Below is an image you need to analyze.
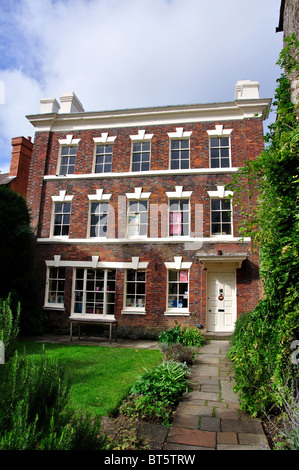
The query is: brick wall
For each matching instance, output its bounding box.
[27,117,264,332]
[9,136,33,197]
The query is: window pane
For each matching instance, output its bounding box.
[221,158,230,168]
[142,142,150,151]
[211,158,219,168]
[133,142,141,152]
[141,161,150,171]
[169,270,177,281]
[171,160,179,170]
[220,137,229,147]
[211,148,219,158]
[69,146,77,155]
[220,148,229,158]
[181,159,189,169]
[222,199,231,211]
[210,138,219,147]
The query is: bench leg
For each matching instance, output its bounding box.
[70,322,73,341]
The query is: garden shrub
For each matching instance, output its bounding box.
[119,360,190,425]
[0,349,110,450]
[161,342,196,364]
[158,324,205,347]
[227,35,299,418]
[0,295,20,361]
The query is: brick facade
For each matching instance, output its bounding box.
[26,84,271,334]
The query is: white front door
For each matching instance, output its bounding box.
[207,271,236,332]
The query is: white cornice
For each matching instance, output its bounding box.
[26,98,272,132]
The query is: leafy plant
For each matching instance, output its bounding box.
[0,295,20,360]
[119,360,190,426]
[158,324,205,347]
[227,36,299,418]
[161,342,196,364]
[0,349,110,450]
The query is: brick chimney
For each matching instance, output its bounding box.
[9,136,33,197]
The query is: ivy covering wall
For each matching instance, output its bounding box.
[228,35,299,416]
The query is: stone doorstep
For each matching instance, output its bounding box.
[167,426,216,449]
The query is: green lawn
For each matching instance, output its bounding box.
[16,341,162,417]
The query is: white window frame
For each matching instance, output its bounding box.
[208,186,233,237]
[93,133,116,173]
[51,191,74,238]
[44,266,66,310]
[166,186,192,238]
[72,267,116,318]
[88,189,112,239]
[207,125,232,169]
[168,127,192,170]
[123,269,147,314]
[164,257,192,315]
[129,130,153,172]
[57,135,80,176]
[125,187,151,239]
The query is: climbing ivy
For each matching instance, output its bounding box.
[228,35,299,416]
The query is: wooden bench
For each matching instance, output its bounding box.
[69,316,118,344]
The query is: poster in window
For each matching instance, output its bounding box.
[170,212,182,235]
[180,270,188,282]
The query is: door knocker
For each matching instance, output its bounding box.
[218,294,224,301]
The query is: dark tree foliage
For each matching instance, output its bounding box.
[0,186,44,334]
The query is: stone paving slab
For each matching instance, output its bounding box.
[164,340,270,450]
[167,426,216,449]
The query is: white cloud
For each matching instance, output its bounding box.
[0,0,283,173]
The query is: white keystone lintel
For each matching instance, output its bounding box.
[51,190,74,202]
[58,134,81,145]
[166,186,192,199]
[126,187,151,200]
[168,127,192,139]
[164,256,192,270]
[129,129,154,141]
[88,189,112,201]
[207,185,233,198]
[93,133,116,144]
[206,124,233,137]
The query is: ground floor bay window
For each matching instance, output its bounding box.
[73,268,116,317]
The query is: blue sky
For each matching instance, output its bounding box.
[0,0,283,174]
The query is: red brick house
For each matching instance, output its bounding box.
[25,83,271,335]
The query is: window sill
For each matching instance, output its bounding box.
[164,310,190,316]
[43,305,65,311]
[121,309,146,315]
